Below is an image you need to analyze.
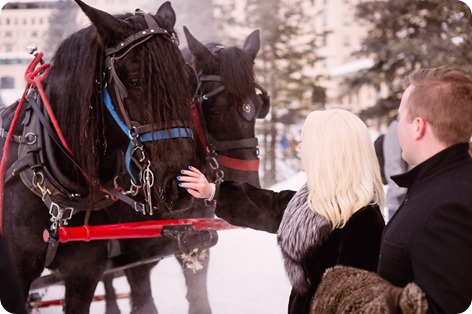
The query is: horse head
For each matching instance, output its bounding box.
[46,1,197,213]
[183,27,270,187]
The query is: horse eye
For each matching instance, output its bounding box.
[128,78,141,87]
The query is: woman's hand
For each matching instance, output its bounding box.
[177,166,213,199]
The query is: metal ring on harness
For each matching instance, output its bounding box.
[24,132,37,145]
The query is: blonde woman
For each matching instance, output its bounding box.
[178,109,386,314]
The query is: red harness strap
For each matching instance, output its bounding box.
[191,104,208,149]
[191,103,260,172]
[216,155,260,171]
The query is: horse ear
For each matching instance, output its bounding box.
[243,29,260,62]
[74,0,125,47]
[183,26,214,65]
[155,1,176,31]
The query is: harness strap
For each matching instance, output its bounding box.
[192,104,207,149]
[26,91,89,176]
[213,137,258,151]
[101,182,153,215]
[202,85,225,99]
[104,19,170,56]
[0,129,25,144]
[4,151,40,183]
[216,155,260,172]
[133,120,189,135]
[124,127,194,184]
[199,75,223,82]
[103,88,129,135]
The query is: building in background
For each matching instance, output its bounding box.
[0,0,143,104]
[0,1,53,103]
[310,0,379,113]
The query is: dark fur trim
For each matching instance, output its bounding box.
[312,266,428,314]
[277,184,331,294]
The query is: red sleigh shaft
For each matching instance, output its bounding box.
[43,218,240,243]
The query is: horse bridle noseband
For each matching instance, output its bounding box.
[103,10,194,197]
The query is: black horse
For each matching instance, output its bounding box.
[102,27,270,314]
[0,1,197,313]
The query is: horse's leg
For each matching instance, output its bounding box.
[15,249,46,310]
[63,271,103,314]
[175,250,212,314]
[57,232,109,313]
[120,239,158,314]
[103,240,121,314]
[2,186,49,309]
[103,272,121,314]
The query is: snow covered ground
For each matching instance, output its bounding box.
[1,227,292,314]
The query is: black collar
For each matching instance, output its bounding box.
[392,142,471,188]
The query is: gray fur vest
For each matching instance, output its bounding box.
[277,184,331,295]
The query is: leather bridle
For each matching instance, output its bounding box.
[103,11,194,190]
[191,73,267,173]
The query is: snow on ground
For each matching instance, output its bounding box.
[24,230,292,314]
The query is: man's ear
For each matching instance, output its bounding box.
[415,117,427,140]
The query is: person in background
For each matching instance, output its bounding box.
[178,109,386,314]
[377,66,472,314]
[383,119,413,220]
[373,133,388,185]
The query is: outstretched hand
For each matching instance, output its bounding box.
[177,166,212,199]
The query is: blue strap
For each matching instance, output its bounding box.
[103,88,131,137]
[125,128,194,184]
[103,87,194,185]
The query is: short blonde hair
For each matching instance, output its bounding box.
[301,109,385,229]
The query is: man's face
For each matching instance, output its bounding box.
[397,86,417,165]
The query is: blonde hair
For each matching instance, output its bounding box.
[301,109,385,229]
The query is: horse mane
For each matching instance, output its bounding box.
[43,13,193,192]
[45,25,103,186]
[217,46,256,99]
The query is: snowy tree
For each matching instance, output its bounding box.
[215,0,324,187]
[344,0,472,123]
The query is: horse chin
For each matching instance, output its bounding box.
[162,196,194,213]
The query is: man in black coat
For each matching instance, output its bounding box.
[377,66,472,314]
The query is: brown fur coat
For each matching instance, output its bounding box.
[311,266,428,314]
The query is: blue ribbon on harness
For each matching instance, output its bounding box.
[103,88,194,184]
